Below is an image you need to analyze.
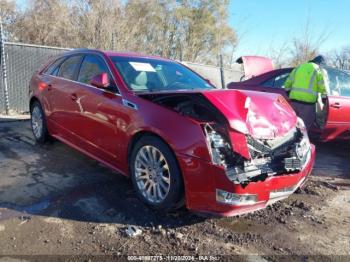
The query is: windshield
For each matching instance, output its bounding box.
[110,56,214,92]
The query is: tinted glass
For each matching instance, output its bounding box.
[78,55,111,85]
[110,56,213,92]
[274,73,290,87]
[262,73,289,88]
[324,67,350,97]
[51,66,60,76]
[59,56,82,80]
[43,57,65,76]
[262,78,274,87]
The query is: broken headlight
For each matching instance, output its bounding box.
[296,117,309,139]
[296,117,311,162]
[296,138,310,160]
[284,117,311,171]
[203,124,232,167]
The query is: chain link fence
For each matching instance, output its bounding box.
[0,42,70,113]
[0,42,243,114]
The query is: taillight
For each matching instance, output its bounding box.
[38,82,47,91]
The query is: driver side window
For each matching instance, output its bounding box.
[78,54,117,92]
[339,73,350,97]
[325,68,350,97]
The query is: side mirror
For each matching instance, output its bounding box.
[91,72,110,89]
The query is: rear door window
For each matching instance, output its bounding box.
[262,78,274,87]
[58,55,82,80]
[274,73,290,87]
[43,57,65,76]
[262,73,289,88]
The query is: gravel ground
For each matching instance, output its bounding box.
[0,119,349,261]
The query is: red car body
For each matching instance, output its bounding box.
[229,58,350,142]
[29,50,315,216]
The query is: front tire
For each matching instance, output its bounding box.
[30,101,49,144]
[130,136,184,211]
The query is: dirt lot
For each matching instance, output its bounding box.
[0,118,349,260]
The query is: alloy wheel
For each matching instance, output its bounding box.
[134,145,171,204]
[31,106,43,139]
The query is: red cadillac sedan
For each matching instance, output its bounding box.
[29,49,315,216]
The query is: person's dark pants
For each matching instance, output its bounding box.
[290,100,316,131]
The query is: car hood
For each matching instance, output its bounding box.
[201,89,297,139]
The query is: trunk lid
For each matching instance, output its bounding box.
[236,56,274,79]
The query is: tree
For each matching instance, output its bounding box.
[0,0,17,39]
[11,0,75,47]
[288,18,330,66]
[266,41,290,69]
[175,0,236,64]
[73,0,121,49]
[118,0,236,65]
[116,0,174,55]
[329,46,350,70]
[266,18,331,68]
[4,0,237,64]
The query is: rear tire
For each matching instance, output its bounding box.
[30,101,49,144]
[130,135,184,211]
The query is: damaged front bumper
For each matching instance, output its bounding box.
[177,116,315,217]
[216,175,306,207]
[202,116,311,185]
[212,144,314,217]
[226,126,311,184]
[176,142,315,217]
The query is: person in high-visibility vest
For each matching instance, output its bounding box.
[284,55,327,131]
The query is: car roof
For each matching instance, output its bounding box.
[63,48,172,62]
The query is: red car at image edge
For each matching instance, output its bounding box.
[229,56,350,141]
[29,49,315,216]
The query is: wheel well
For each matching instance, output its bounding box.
[127,131,182,175]
[29,96,40,111]
[127,131,185,206]
[127,131,173,164]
